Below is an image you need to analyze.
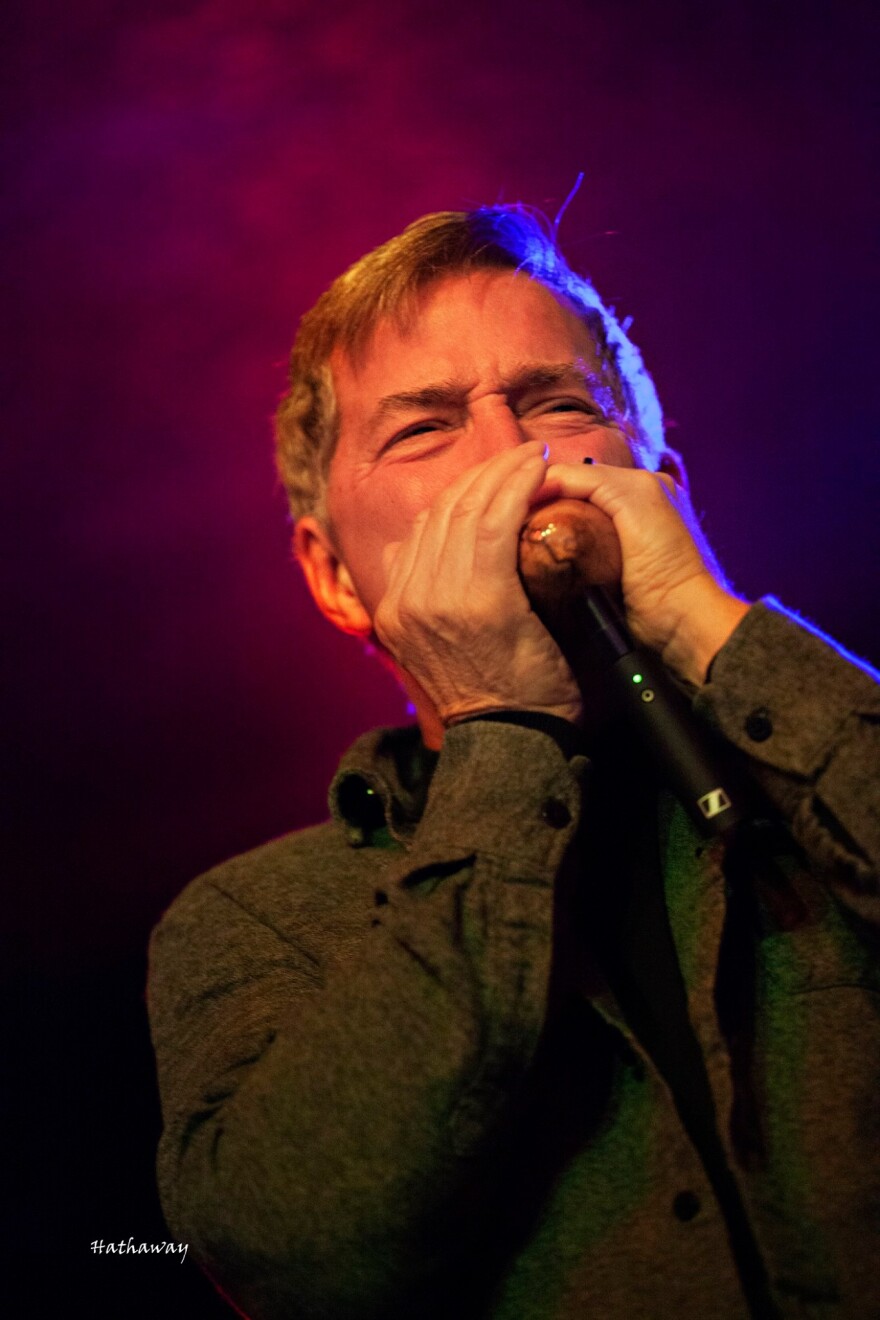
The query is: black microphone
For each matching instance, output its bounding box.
[575,586,753,839]
[517,500,757,838]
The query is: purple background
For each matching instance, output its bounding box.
[6,1,877,1314]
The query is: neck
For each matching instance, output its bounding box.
[368,641,446,749]
[398,670,445,750]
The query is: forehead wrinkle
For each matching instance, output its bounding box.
[499,359,594,394]
[372,359,594,422]
[372,378,473,424]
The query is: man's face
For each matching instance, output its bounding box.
[323,269,639,621]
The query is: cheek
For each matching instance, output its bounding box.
[359,472,438,543]
[600,429,639,469]
[342,462,457,541]
[544,427,637,469]
[327,470,438,612]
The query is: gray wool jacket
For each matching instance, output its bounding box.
[148,600,880,1319]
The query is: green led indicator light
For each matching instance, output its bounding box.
[632,673,643,684]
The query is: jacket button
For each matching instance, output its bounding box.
[540,798,571,829]
[744,707,773,742]
[673,1190,701,1221]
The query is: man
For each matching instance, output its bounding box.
[148,207,879,1319]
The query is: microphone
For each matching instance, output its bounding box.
[518,500,755,838]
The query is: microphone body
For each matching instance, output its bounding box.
[519,501,755,838]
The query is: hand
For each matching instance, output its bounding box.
[374,442,584,728]
[539,459,750,684]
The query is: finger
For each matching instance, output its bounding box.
[471,450,551,575]
[542,460,682,496]
[440,449,549,589]
[429,439,546,527]
[413,441,547,582]
[543,461,726,589]
[539,461,683,521]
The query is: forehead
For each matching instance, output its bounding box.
[329,270,603,414]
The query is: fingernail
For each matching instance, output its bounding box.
[582,456,594,464]
[542,443,550,461]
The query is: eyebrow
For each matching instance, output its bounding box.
[369,361,596,430]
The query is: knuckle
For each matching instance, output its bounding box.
[449,496,482,521]
[474,518,505,545]
[431,597,458,630]
[394,598,420,632]
[630,469,674,502]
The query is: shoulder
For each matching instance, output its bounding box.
[153,820,391,968]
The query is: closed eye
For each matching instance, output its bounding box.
[398,420,441,436]
[377,418,452,458]
[527,397,605,420]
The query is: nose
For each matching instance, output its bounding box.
[469,395,530,462]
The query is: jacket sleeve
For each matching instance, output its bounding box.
[148,722,585,1320]
[694,597,880,919]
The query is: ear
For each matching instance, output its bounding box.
[657,444,690,494]
[293,516,372,638]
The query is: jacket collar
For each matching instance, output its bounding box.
[329,725,439,846]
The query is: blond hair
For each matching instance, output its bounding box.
[274,206,664,522]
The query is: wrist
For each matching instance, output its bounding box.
[446,697,583,729]
[661,583,751,685]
